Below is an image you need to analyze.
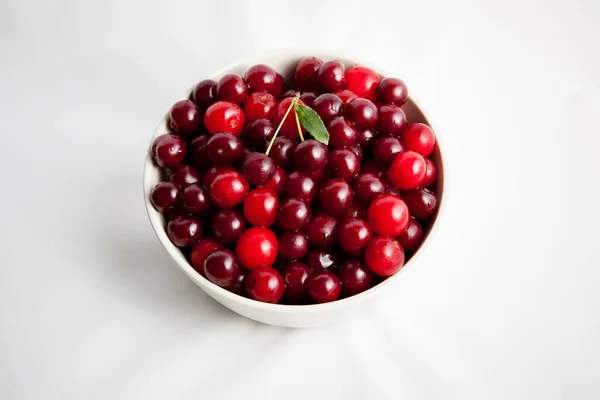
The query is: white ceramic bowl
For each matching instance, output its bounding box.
[143,53,446,327]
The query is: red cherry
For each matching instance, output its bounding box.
[278,198,312,231]
[328,117,358,148]
[402,123,436,157]
[376,104,407,136]
[357,128,377,150]
[373,136,404,166]
[167,216,202,247]
[209,170,249,208]
[307,271,342,303]
[203,165,235,188]
[285,171,317,203]
[319,178,353,217]
[329,148,360,181]
[341,203,367,221]
[192,79,217,108]
[169,100,203,136]
[294,57,323,92]
[318,61,347,92]
[190,238,223,275]
[365,236,405,276]
[368,194,410,236]
[389,151,427,190]
[227,268,248,295]
[299,92,317,107]
[334,89,358,105]
[305,211,338,247]
[204,249,240,287]
[181,183,212,214]
[243,92,277,122]
[235,227,278,269]
[402,187,439,219]
[243,188,279,227]
[306,248,343,273]
[206,132,243,165]
[336,218,373,255]
[216,74,248,104]
[352,173,385,206]
[152,134,187,168]
[170,164,201,187]
[395,218,424,252]
[345,98,378,129]
[312,93,344,124]
[259,167,288,196]
[244,64,284,97]
[278,231,309,261]
[204,101,245,136]
[188,135,211,171]
[151,181,180,212]
[422,158,437,187]
[276,97,306,139]
[282,262,311,302]
[245,266,285,303]
[212,208,247,244]
[346,66,380,100]
[376,77,408,106]
[338,259,373,295]
[245,119,275,150]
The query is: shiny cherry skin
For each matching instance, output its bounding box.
[285,171,317,203]
[299,92,317,107]
[336,218,373,255]
[170,164,201,187]
[245,266,285,303]
[282,262,311,302]
[212,208,246,243]
[227,268,248,295]
[278,198,312,231]
[269,137,296,171]
[243,92,277,122]
[346,66,380,100]
[373,136,404,166]
[383,183,401,197]
[345,98,378,129]
[395,218,424,252]
[245,119,275,150]
[167,216,202,247]
[349,143,363,162]
[389,151,427,190]
[338,259,373,295]
[169,100,203,136]
[276,97,306,139]
[357,128,377,150]
[376,77,408,106]
[318,61,346,92]
[368,194,409,236]
[151,181,180,212]
[307,271,342,303]
[204,249,240,287]
[310,167,332,184]
[365,236,405,276]
[152,134,187,168]
[376,104,407,136]
[181,184,211,214]
[319,178,353,216]
[352,173,385,206]
[190,238,222,275]
[278,231,309,261]
[422,158,437,187]
[294,57,323,92]
[329,148,360,181]
[260,167,287,196]
[206,132,243,165]
[243,188,279,227]
[341,202,367,221]
[192,79,217,108]
[236,227,278,269]
[204,101,245,136]
[334,89,358,105]
[242,152,276,186]
[402,187,438,219]
[360,161,387,181]
[216,73,248,104]
[188,135,211,171]
[244,64,284,97]
[305,211,338,247]
[203,165,234,188]
[306,248,343,273]
[311,93,344,124]
[209,170,249,208]
[402,123,436,157]
[293,140,329,172]
[328,117,358,148]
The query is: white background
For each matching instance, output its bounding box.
[2,0,600,399]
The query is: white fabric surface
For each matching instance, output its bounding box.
[2,0,600,398]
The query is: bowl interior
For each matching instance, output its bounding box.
[143,54,445,312]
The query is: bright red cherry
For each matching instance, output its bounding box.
[278,231,309,261]
[306,248,343,273]
[192,79,217,108]
[294,57,323,92]
[319,178,353,216]
[282,262,311,302]
[188,135,211,171]
[244,64,284,97]
[235,227,278,269]
[209,170,249,208]
[151,181,180,212]
[242,152,276,186]
[336,218,372,255]
[328,117,358,148]
[259,166,287,196]
[345,98,378,128]
[169,100,203,136]
[395,218,424,252]
[190,238,223,275]
[167,216,202,247]
[170,164,201,187]
[243,188,279,227]
[373,136,404,166]
[212,208,246,243]
[376,104,407,136]
[204,249,240,287]
[245,119,275,150]
[334,89,358,105]
[204,101,245,136]
[278,198,312,231]
[181,184,212,214]
[305,212,338,247]
[152,134,187,168]
[312,94,344,124]
[365,236,405,276]
[389,151,427,190]
[338,259,373,295]
[402,123,436,157]
[352,173,385,206]
[368,194,409,236]
[293,140,329,172]
[216,73,248,104]
[307,271,342,303]
[329,148,360,181]
[285,171,317,203]
[402,187,439,219]
[243,92,277,122]
[376,77,408,106]
[422,158,437,187]
[276,97,306,139]
[346,66,380,100]
[206,132,243,165]
[245,266,285,303]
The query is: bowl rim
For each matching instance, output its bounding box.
[143,52,448,313]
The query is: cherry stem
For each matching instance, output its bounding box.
[294,92,304,142]
[265,94,299,156]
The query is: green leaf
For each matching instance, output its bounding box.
[295,103,330,145]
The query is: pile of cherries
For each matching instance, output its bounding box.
[150,57,439,305]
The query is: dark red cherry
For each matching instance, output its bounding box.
[305,212,338,247]
[357,128,377,150]
[338,259,373,295]
[207,132,243,165]
[181,184,211,214]
[293,140,329,172]
[318,178,353,216]
[203,165,234,188]
[151,181,180,212]
[294,57,323,92]
[192,79,217,108]
[216,73,248,104]
[269,137,296,171]
[190,238,222,275]
[376,104,407,136]
[170,164,201,187]
[169,100,203,136]
[307,271,341,303]
[299,92,318,107]
[167,216,202,247]
[352,173,385,206]
[204,249,240,287]
[245,266,285,303]
[311,94,344,124]
[278,231,309,261]
[282,262,311,302]
[402,187,439,219]
[212,208,246,244]
[341,203,367,221]
[318,61,346,92]
[376,77,408,106]
[153,134,187,168]
[328,117,358,148]
[278,198,312,231]
[244,64,284,97]
[329,148,360,181]
[373,136,404,166]
[422,158,438,187]
[306,248,343,273]
[245,119,275,151]
[285,171,317,203]
[242,152,276,186]
[395,218,424,253]
[345,98,378,129]
[334,89,358,105]
[336,218,372,255]
[188,135,211,171]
